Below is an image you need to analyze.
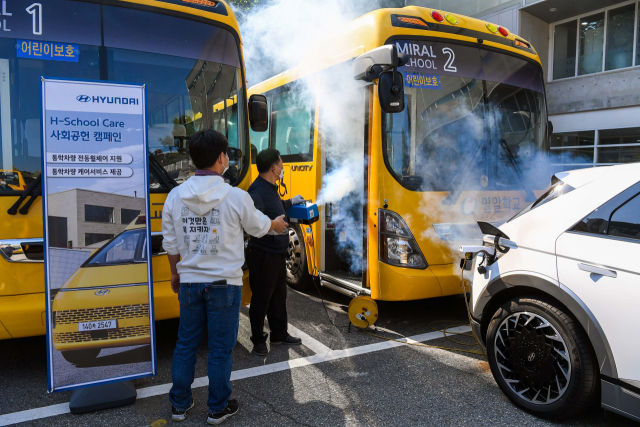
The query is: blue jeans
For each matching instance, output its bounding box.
[169,281,241,413]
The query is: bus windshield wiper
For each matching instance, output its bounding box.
[7,174,41,215]
[498,139,536,203]
[149,152,178,189]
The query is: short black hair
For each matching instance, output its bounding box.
[256,148,282,174]
[189,129,229,169]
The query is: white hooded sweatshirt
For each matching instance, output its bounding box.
[161,175,272,286]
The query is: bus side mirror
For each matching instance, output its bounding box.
[249,94,268,132]
[378,71,405,113]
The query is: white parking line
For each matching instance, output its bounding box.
[0,326,471,426]
[287,323,332,356]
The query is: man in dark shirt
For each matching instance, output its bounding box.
[247,148,306,356]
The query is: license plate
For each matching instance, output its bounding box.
[78,320,117,331]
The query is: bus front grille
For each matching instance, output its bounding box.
[53,325,151,344]
[54,304,149,325]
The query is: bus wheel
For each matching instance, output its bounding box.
[61,349,101,366]
[286,225,312,291]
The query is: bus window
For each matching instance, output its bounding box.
[0,39,100,194]
[271,83,314,162]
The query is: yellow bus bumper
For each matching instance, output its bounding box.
[374,262,465,301]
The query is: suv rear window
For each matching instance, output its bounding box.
[509,180,575,222]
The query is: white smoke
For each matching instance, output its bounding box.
[234,0,393,273]
[235,0,393,85]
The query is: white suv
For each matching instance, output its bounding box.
[467,163,640,421]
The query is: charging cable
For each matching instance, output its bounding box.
[304,227,487,357]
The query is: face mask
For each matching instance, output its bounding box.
[222,152,229,175]
[276,165,284,180]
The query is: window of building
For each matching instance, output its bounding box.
[578,13,605,75]
[552,2,640,80]
[121,208,141,225]
[85,233,115,246]
[553,20,578,80]
[85,205,114,223]
[606,3,636,71]
[550,126,640,171]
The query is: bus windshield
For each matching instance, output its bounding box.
[383,40,549,198]
[0,2,246,194]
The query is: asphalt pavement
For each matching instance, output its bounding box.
[0,285,635,426]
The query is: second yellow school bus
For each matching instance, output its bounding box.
[248,6,551,301]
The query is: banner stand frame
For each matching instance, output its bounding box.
[69,380,136,414]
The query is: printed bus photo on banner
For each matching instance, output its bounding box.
[40,78,155,393]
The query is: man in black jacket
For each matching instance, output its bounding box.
[247,148,306,356]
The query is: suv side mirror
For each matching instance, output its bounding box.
[249,94,268,132]
[378,71,404,113]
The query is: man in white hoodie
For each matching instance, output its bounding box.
[162,129,287,425]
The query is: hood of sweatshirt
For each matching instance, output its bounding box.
[178,176,232,215]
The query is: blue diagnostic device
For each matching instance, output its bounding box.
[286,202,319,225]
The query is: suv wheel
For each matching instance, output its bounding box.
[285,225,312,291]
[486,297,598,419]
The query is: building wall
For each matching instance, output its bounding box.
[546,67,640,115]
[48,189,79,247]
[76,190,145,247]
[518,10,550,77]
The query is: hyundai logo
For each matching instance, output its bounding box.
[527,352,536,362]
[95,289,110,296]
[76,95,91,102]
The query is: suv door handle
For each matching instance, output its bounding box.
[578,263,617,278]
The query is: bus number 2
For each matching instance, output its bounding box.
[442,47,457,73]
[26,3,42,35]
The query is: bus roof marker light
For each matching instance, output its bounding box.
[445,14,458,25]
[498,26,509,37]
[181,0,217,7]
[431,11,445,22]
[486,23,498,33]
[397,16,429,27]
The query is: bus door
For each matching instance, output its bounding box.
[317,72,368,296]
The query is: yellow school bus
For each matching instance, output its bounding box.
[0,0,257,340]
[248,7,550,301]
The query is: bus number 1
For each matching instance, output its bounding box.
[26,3,42,35]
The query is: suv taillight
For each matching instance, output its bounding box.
[379,210,427,269]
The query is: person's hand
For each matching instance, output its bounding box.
[171,274,180,294]
[291,195,306,205]
[272,214,289,233]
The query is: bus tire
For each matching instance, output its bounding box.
[285,224,312,291]
[61,348,101,366]
[486,297,599,420]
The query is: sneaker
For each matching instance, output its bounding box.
[171,401,194,422]
[253,341,269,356]
[270,335,302,345]
[207,399,239,425]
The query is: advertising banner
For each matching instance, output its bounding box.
[41,78,155,392]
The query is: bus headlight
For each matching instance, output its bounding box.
[379,210,428,269]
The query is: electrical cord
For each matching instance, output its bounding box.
[307,230,351,330]
[304,228,487,358]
